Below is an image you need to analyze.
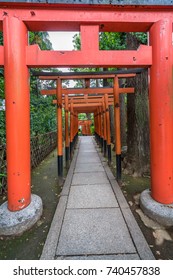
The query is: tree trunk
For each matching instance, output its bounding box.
[124,33,150,176]
[86,113,91,120]
[120,94,127,147]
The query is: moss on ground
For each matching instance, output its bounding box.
[0,150,62,260]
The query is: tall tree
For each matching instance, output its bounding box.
[124,33,150,176]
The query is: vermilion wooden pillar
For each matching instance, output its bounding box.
[114,76,121,181]
[94,110,99,144]
[97,110,100,142]
[105,94,111,165]
[74,111,78,145]
[56,78,63,178]
[94,112,96,136]
[70,104,74,159]
[98,108,102,146]
[3,17,31,211]
[95,109,99,143]
[103,101,107,157]
[149,19,173,204]
[65,95,70,168]
[100,107,104,151]
[94,112,99,143]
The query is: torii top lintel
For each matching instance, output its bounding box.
[1,0,173,7]
[0,2,173,33]
[0,2,173,68]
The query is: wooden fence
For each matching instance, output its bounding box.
[0,131,57,194]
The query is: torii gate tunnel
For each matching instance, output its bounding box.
[0,1,173,213]
[39,72,135,179]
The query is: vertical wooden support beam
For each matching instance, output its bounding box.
[56,78,63,178]
[65,95,69,168]
[87,120,90,135]
[100,107,104,151]
[94,111,98,142]
[81,25,99,52]
[70,103,74,159]
[149,19,173,204]
[96,109,99,141]
[114,76,121,181]
[4,17,31,211]
[97,108,101,145]
[105,94,112,165]
[76,112,79,141]
[103,100,107,157]
[94,112,96,132]
[74,111,78,145]
[94,112,97,138]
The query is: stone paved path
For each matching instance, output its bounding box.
[41,136,155,260]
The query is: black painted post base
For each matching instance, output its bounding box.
[107,144,112,165]
[100,137,104,152]
[65,146,70,168]
[116,154,121,181]
[94,132,98,144]
[97,134,99,145]
[70,141,73,160]
[57,155,63,178]
[74,133,78,147]
[98,136,101,147]
[103,140,107,157]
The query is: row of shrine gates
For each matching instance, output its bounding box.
[1,0,173,235]
[78,120,92,136]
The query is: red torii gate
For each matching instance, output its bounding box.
[42,73,135,177]
[78,120,92,136]
[0,1,173,234]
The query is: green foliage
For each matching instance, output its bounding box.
[29,31,56,136]
[99,32,126,50]
[73,33,80,50]
[28,31,55,136]
[0,76,4,99]
[78,113,87,120]
[0,108,5,145]
[29,32,53,50]
[90,124,95,135]
[131,32,148,45]
[30,94,56,136]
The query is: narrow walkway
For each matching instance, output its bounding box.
[41,136,154,260]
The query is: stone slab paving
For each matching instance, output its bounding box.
[56,254,140,260]
[56,208,136,256]
[76,154,100,164]
[77,152,100,158]
[74,163,104,173]
[72,172,109,185]
[67,184,118,208]
[41,136,155,260]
